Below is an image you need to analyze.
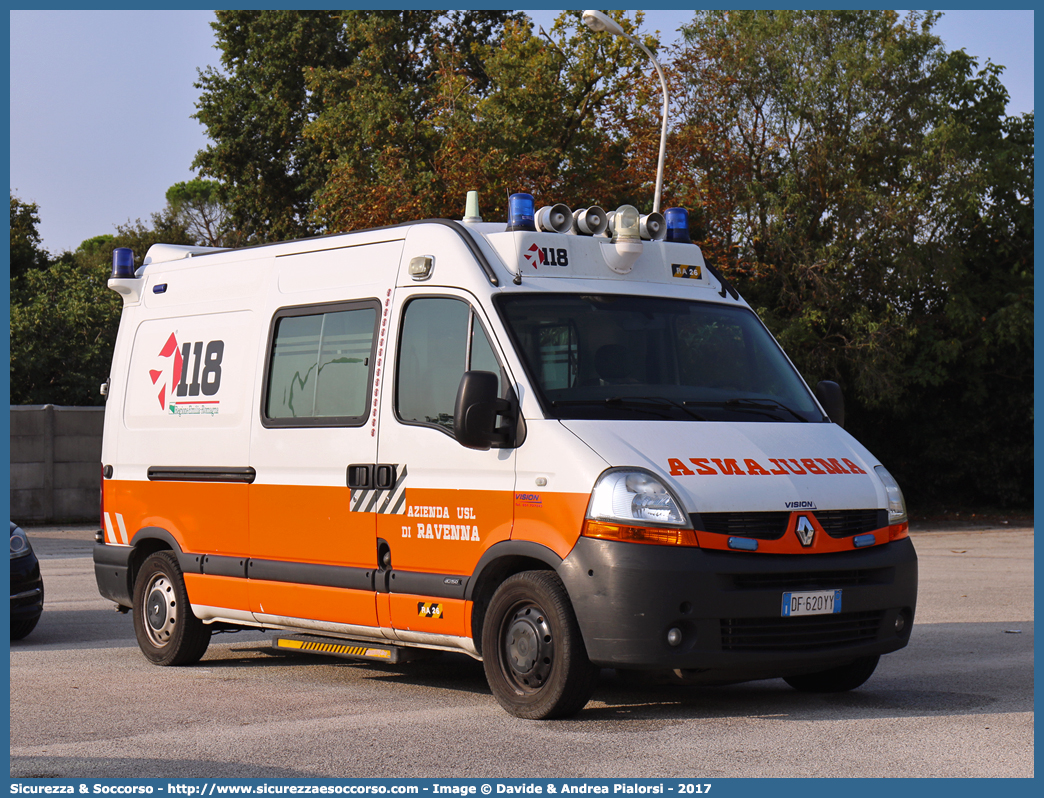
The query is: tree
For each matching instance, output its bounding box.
[165,178,239,248]
[193,11,652,237]
[307,10,652,231]
[192,11,352,243]
[854,94,1034,507]
[10,194,50,279]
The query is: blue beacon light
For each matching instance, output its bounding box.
[507,193,536,232]
[111,248,136,278]
[664,207,692,243]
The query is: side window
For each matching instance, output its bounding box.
[396,297,502,432]
[264,301,379,426]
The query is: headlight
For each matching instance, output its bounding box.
[584,469,696,547]
[587,468,689,527]
[10,526,32,559]
[874,466,908,524]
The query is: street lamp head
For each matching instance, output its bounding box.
[582,10,626,37]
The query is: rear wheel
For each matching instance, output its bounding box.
[133,551,211,666]
[783,655,880,692]
[482,570,598,719]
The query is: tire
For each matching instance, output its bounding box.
[132,551,211,666]
[783,654,880,693]
[11,613,41,640]
[481,570,598,719]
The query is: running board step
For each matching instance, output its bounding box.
[271,635,430,663]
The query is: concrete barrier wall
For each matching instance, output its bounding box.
[10,405,104,524]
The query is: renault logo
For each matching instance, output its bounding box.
[795,515,816,547]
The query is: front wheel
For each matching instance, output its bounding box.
[482,570,598,719]
[783,654,880,693]
[133,551,211,666]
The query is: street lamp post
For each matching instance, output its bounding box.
[581,9,669,214]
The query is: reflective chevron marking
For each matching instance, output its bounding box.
[350,465,408,514]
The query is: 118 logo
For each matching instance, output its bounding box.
[151,333,225,409]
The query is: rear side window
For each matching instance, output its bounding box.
[263,300,379,426]
[396,296,502,432]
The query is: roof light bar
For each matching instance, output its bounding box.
[111,248,136,279]
[506,193,536,232]
[664,207,692,243]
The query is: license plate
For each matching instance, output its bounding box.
[782,589,842,617]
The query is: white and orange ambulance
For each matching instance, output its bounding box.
[94,194,916,719]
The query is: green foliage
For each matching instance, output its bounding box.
[10,194,51,279]
[10,256,120,406]
[855,105,1034,508]
[192,10,352,242]
[190,10,528,242]
[193,10,648,235]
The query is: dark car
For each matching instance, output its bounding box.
[10,522,44,639]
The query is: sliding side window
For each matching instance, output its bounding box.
[263,300,380,427]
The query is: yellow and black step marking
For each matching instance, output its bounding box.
[273,635,401,662]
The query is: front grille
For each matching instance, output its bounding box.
[818,509,887,538]
[731,567,892,591]
[721,610,884,652]
[698,512,790,540]
[696,509,886,541]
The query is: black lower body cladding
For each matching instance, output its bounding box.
[94,542,133,607]
[558,536,917,677]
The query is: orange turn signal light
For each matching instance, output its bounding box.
[888,522,910,541]
[581,519,699,547]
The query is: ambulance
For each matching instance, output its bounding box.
[94,193,917,719]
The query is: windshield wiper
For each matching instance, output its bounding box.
[684,398,809,422]
[552,396,707,421]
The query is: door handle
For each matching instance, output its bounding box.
[347,464,372,489]
[375,464,397,489]
[347,464,398,490]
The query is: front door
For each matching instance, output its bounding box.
[375,291,517,642]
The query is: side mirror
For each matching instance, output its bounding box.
[815,380,845,428]
[454,371,511,450]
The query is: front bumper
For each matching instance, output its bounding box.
[11,553,44,621]
[558,535,917,679]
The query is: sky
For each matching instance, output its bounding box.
[8,8,1036,256]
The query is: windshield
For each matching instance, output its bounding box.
[496,293,824,423]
